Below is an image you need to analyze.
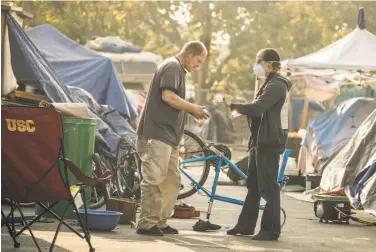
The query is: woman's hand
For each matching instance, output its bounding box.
[214,94,231,108]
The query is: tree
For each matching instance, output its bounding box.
[20,1,376,103]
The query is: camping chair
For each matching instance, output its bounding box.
[1,105,112,252]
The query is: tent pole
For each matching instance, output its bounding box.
[301,82,309,130]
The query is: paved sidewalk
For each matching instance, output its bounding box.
[2,187,376,252]
[2,149,375,252]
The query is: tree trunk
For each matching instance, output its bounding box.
[196,3,212,105]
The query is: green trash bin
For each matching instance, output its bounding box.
[35,117,96,219]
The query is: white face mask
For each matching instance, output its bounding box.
[253,64,265,76]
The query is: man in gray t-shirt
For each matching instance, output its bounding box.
[137,57,186,146]
[136,41,209,236]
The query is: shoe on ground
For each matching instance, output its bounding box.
[160,226,179,234]
[136,225,164,236]
[251,232,279,241]
[227,227,254,236]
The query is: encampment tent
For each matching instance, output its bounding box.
[286,8,376,71]
[284,8,376,130]
[25,24,137,119]
[320,109,376,215]
[298,97,376,174]
[5,13,134,154]
[85,36,163,86]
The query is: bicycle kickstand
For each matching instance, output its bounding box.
[192,201,222,232]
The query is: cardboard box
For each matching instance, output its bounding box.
[106,197,137,224]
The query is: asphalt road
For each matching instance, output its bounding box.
[2,150,375,251]
[2,184,375,252]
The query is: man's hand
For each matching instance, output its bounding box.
[190,105,210,120]
[222,96,231,108]
[161,90,210,120]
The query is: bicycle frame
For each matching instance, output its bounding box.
[179,148,292,219]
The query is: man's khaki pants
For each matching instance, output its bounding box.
[136,135,181,230]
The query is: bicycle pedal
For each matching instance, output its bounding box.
[221,166,229,175]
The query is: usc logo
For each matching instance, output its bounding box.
[6,119,36,133]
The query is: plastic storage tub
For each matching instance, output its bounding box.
[78,210,123,231]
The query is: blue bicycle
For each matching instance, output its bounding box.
[178,130,292,230]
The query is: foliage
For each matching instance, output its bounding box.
[19,1,376,103]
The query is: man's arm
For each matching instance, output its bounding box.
[230,81,287,117]
[162,90,209,120]
[159,64,209,120]
[162,90,197,114]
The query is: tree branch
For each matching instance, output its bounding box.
[142,18,184,46]
[207,52,237,87]
[141,2,184,46]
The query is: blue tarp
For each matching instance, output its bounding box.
[302,97,376,163]
[350,161,376,208]
[291,99,325,131]
[70,86,136,152]
[25,24,137,119]
[6,13,135,155]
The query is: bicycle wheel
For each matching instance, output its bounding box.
[116,153,141,199]
[129,153,142,199]
[281,206,287,229]
[178,130,211,199]
[91,153,108,209]
[91,153,116,209]
[260,203,287,229]
[101,153,121,197]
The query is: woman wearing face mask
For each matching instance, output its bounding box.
[224,48,292,241]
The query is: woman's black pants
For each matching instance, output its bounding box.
[234,147,281,238]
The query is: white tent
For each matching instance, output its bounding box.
[287,8,376,71]
[283,8,376,129]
